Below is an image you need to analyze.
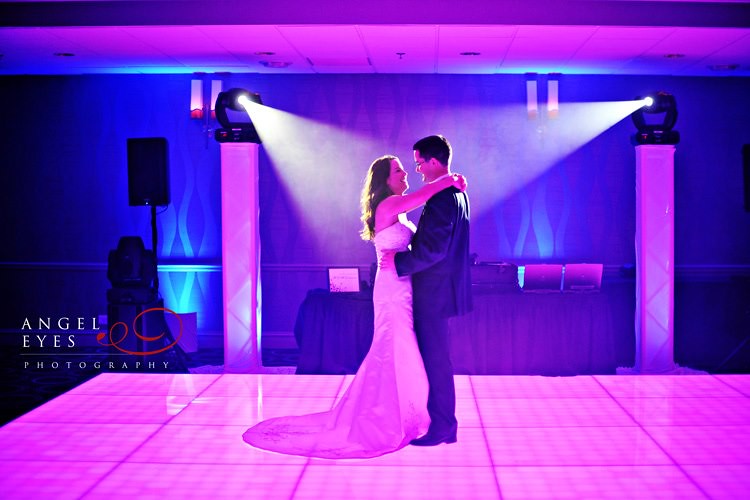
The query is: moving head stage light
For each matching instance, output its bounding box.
[215,88,263,143]
[106,236,157,304]
[631,91,680,145]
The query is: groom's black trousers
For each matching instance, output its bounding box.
[413,305,457,434]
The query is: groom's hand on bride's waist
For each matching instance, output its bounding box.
[379,250,396,271]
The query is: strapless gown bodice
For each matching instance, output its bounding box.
[374,218,416,254]
[372,219,416,306]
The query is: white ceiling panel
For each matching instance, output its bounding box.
[590,26,676,40]
[0,0,749,77]
[572,38,661,60]
[277,26,368,62]
[122,27,243,66]
[702,32,750,60]
[359,25,436,73]
[438,30,515,59]
[646,27,749,56]
[513,25,600,40]
[438,25,519,39]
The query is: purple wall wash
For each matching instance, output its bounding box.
[0,73,748,348]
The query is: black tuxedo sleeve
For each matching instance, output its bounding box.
[394,189,455,277]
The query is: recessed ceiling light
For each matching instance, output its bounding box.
[460,52,481,56]
[708,64,740,71]
[663,53,685,59]
[53,52,75,57]
[254,51,276,56]
[260,61,291,68]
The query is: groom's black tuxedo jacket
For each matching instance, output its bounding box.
[395,186,472,318]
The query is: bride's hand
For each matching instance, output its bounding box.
[451,173,467,192]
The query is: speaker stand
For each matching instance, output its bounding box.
[151,205,160,293]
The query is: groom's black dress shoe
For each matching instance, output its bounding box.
[409,430,457,446]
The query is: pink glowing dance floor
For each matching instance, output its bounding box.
[1,373,749,499]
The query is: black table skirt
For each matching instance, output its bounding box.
[449,290,619,375]
[294,287,633,376]
[294,290,374,375]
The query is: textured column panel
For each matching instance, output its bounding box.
[220,143,262,373]
[634,145,676,373]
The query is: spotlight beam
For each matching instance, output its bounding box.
[240,100,380,256]
[467,99,647,209]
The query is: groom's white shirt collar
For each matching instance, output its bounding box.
[430,173,452,184]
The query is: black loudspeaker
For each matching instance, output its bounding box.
[743,144,750,212]
[127,137,170,206]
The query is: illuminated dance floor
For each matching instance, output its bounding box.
[1,373,749,499]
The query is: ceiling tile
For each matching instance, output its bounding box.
[438,30,514,60]
[277,25,368,61]
[514,25,599,40]
[49,27,178,66]
[358,25,436,73]
[646,27,748,56]
[438,25,519,38]
[123,27,245,67]
[571,38,659,61]
[701,32,750,60]
[1,14,749,76]
[197,25,310,70]
[590,27,676,40]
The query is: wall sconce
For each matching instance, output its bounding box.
[191,76,224,146]
[190,78,223,120]
[210,80,222,119]
[547,74,560,119]
[526,73,538,119]
[190,79,203,119]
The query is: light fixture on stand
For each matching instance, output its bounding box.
[214,88,263,143]
[631,91,679,145]
[623,90,691,375]
[213,87,265,372]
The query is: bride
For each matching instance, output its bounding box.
[242,155,466,459]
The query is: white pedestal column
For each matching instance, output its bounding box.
[633,145,676,373]
[220,143,262,373]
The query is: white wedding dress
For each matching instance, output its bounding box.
[242,219,430,458]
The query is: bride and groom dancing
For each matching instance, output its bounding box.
[243,135,472,459]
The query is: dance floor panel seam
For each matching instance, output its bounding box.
[1,373,748,499]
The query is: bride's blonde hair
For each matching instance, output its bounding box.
[360,155,396,241]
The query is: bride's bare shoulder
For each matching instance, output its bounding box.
[374,196,400,232]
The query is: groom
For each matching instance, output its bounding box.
[384,134,472,446]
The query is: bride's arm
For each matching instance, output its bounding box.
[377,174,466,222]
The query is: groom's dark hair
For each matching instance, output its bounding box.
[413,135,451,167]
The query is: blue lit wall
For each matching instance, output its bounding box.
[1,74,748,338]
